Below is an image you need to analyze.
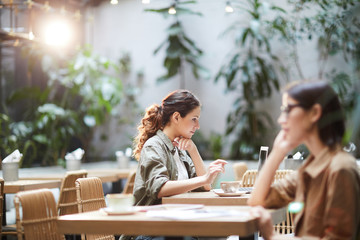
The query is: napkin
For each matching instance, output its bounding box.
[65,148,85,161]
[2,149,22,163]
[293,152,302,160]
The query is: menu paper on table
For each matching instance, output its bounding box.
[146,208,250,220]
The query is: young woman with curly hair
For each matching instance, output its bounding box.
[132,89,227,207]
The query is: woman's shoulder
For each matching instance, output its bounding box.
[330,150,358,173]
[142,134,171,154]
[144,134,163,147]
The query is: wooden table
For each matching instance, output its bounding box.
[162,191,250,206]
[86,169,132,180]
[57,206,286,237]
[4,179,62,194]
[20,171,120,183]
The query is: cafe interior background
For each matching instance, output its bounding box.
[0,0,359,172]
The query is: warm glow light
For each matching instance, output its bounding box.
[43,20,72,47]
[168,6,176,14]
[142,0,150,4]
[110,0,119,4]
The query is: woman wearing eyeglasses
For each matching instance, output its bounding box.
[248,81,360,240]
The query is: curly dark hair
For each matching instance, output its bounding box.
[133,89,200,160]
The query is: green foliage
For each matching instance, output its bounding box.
[145,0,209,87]
[0,113,37,167]
[286,0,360,156]
[0,45,123,166]
[216,0,288,159]
[217,0,360,159]
[192,131,223,160]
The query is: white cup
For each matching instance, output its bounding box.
[220,181,241,193]
[106,194,134,212]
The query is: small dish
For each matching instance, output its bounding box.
[212,189,246,197]
[100,207,136,216]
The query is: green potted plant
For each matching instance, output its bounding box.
[145,0,209,88]
[1,45,123,166]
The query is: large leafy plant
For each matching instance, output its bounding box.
[216,0,288,159]
[284,0,360,155]
[217,0,360,159]
[145,0,208,88]
[1,45,123,166]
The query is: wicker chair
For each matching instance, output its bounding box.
[76,177,114,240]
[57,170,88,216]
[241,169,294,187]
[273,170,294,234]
[233,162,248,181]
[241,169,295,234]
[14,189,65,240]
[1,177,19,237]
[240,170,258,187]
[122,170,136,194]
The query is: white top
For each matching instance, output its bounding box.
[174,148,189,180]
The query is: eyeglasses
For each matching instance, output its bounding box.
[280,104,303,116]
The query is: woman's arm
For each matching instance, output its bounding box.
[173,137,227,190]
[174,137,205,174]
[157,161,226,198]
[248,131,294,206]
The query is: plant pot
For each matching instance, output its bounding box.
[2,161,19,181]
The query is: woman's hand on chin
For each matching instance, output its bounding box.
[173,137,196,151]
[273,130,299,155]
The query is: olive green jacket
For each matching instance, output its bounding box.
[133,129,203,206]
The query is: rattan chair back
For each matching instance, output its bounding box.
[57,170,88,216]
[1,176,18,236]
[122,170,136,194]
[240,170,258,187]
[233,162,248,181]
[76,177,114,240]
[274,170,294,183]
[273,169,294,234]
[14,189,65,240]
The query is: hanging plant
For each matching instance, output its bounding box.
[145,0,209,88]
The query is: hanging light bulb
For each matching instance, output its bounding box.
[142,0,150,4]
[225,1,234,13]
[110,0,119,4]
[168,5,176,15]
